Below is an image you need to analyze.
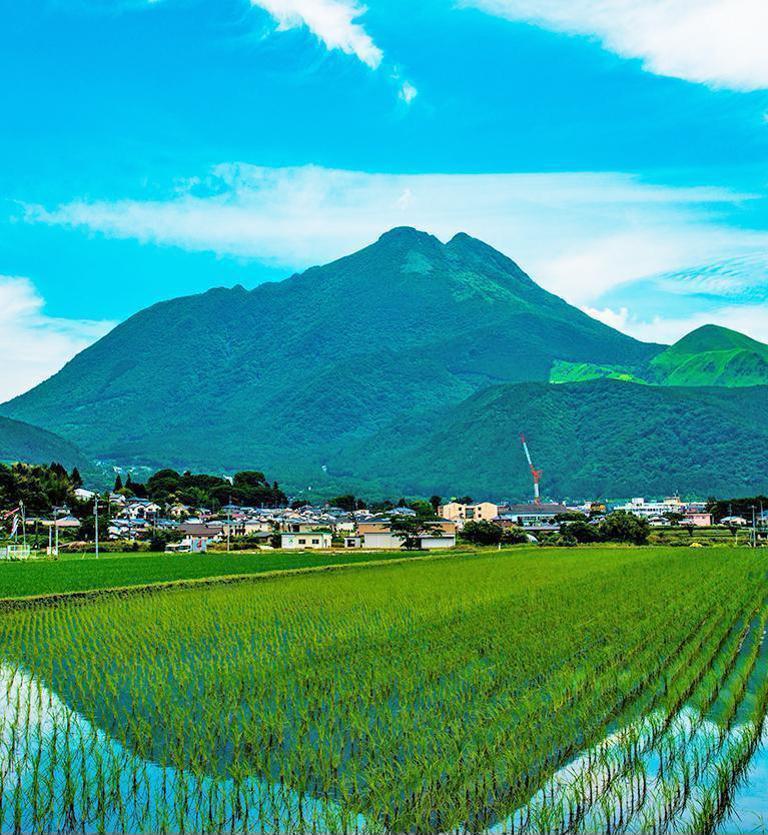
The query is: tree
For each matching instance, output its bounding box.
[502,526,529,545]
[461,520,503,546]
[564,520,601,543]
[328,494,357,512]
[114,474,123,492]
[70,467,83,489]
[429,495,442,514]
[409,499,437,519]
[390,516,443,550]
[599,510,650,545]
[456,496,473,505]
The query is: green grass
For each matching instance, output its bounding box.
[1,546,768,832]
[0,546,458,601]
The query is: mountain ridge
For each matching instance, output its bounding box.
[0,415,89,471]
[0,228,661,478]
[2,227,766,498]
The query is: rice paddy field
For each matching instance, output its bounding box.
[2,546,768,833]
[0,548,435,601]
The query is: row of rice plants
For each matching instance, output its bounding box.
[0,547,764,833]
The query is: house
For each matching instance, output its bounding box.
[496,503,568,530]
[281,531,332,550]
[720,516,748,527]
[281,518,324,534]
[177,523,222,541]
[683,511,713,527]
[344,535,363,548]
[50,515,82,529]
[358,519,457,550]
[438,502,500,525]
[74,488,96,502]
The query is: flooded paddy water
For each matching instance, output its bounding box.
[2,549,768,833]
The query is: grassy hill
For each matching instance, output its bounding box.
[0,228,660,477]
[0,415,88,470]
[649,324,768,387]
[332,379,768,499]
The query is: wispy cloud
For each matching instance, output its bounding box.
[0,276,114,401]
[464,0,768,91]
[250,0,383,69]
[586,303,768,345]
[24,163,766,316]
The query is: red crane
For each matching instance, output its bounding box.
[520,434,542,505]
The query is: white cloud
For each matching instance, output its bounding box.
[583,305,630,332]
[587,303,768,345]
[465,0,768,91]
[0,276,114,402]
[398,80,418,104]
[251,0,383,68]
[25,163,766,313]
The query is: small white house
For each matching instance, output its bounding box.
[361,531,456,550]
[418,534,457,549]
[281,531,332,550]
[74,488,96,502]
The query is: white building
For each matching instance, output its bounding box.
[281,531,332,550]
[612,497,685,519]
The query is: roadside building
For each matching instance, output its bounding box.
[281,531,332,550]
[358,519,457,550]
[612,497,685,519]
[177,523,222,542]
[438,502,500,528]
[721,516,748,527]
[683,511,713,527]
[496,503,568,530]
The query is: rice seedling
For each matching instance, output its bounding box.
[0,547,766,833]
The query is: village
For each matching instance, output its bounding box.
[10,489,762,558]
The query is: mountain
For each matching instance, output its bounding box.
[649,325,768,387]
[336,379,768,499]
[549,325,768,389]
[0,415,88,470]
[0,228,660,480]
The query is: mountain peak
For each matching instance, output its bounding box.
[673,324,767,354]
[377,226,439,246]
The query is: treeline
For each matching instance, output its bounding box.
[115,469,287,509]
[0,462,83,515]
[707,495,768,523]
[461,511,652,547]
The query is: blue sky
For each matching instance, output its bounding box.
[1,0,767,398]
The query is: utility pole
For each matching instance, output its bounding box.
[227,495,231,553]
[20,501,26,549]
[94,496,100,559]
[751,505,757,549]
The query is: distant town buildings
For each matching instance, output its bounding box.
[8,486,752,556]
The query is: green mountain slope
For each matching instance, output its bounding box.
[333,380,768,499]
[649,325,768,387]
[0,415,88,470]
[0,228,660,476]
